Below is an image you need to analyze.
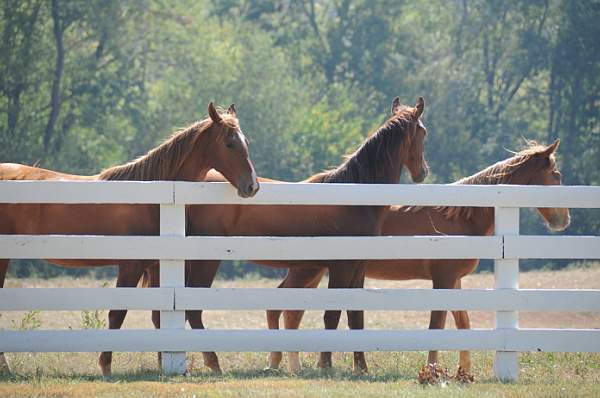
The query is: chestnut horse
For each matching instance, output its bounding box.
[266,139,570,377]
[139,97,429,374]
[0,103,259,375]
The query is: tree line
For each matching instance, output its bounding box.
[2,0,598,278]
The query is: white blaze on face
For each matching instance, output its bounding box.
[237,130,246,145]
[238,129,258,188]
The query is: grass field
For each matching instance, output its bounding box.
[1,264,599,397]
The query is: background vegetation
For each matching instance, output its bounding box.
[1,0,598,279]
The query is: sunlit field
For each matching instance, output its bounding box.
[1,264,599,397]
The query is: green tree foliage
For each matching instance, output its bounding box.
[1,0,598,278]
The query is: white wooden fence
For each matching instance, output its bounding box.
[1,181,600,381]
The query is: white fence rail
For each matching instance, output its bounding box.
[1,181,600,381]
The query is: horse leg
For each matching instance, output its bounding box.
[347,266,367,373]
[317,263,358,370]
[451,279,473,379]
[270,268,325,373]
[98,261,147,376]
[0,259,11,374]
[426,278,454,367]
[184,260,222,374]
[266,275,287,371]
[146,264,163,369]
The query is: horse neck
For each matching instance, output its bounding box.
[452,156,529,236]
[173,127,213,182]
[323,129,407,185]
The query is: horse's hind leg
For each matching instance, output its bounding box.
[0,259,11,374]
[267,268,325,372]
[146,264,163,369]
[185,260,222,374]
[98,261,147,376]
[426,278,454,367]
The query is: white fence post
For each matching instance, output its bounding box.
[494,206,519,381]
[160,204,187,375]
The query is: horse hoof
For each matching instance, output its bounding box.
[417,363,449,385]
[101,365,112,377]
[454,366,474,383]
[317,363,333,373]
[261,366,281,375]
[288,363,301,374]
[210,367,223,376]
[0,357,11,375]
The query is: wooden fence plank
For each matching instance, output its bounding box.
[0,235,502,260]
[174,288,600,311]
[1,329,598,353]
[0,288,173,311]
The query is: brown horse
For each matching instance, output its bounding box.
[0,103,259,375]
[266,139,570,377]
[140,96,429,374]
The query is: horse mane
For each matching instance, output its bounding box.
[403,141,557,220]
[307,106,415,184]
[98,113,238,181]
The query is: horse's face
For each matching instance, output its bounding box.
[395,97,429,183]
[528,139,570,231]
[207,103,259,198]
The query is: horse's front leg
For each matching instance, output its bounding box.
[0,259,11,374]
[317,262,360,370]
[281,268,325,373]
[346,265,367,373]
[426,277,456,368]
[185,260,222,374]
[98,260,148,376]
[266,268,325,372]
[451,279,474,382]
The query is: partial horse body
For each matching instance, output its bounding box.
[141,97,429,374]
[0,103,259,375]
[267,140,570,376]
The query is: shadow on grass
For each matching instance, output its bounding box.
[0,366,507,386]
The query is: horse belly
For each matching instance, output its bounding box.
[365,259,431,280]
[4,204,157,267]
[12,204,157,235]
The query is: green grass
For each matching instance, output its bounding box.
[1,350,599,397]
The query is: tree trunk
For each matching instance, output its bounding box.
[44,0,65,151]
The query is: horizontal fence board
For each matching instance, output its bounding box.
[1,329,598,353]
[2,181,599,208]
[0,288,174,311]
[1,287,597,312]
[505,329,600,352]
[0,181,173,204]
[505,236,600,259]
[0,235,502,260]
[175,182,600,208]
[174,288,600,311]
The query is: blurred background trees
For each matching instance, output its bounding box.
[1,0,598,278]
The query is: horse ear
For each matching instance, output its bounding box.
[208,102,222,124]
[541,138,560,157]
[391,97,401,115]
[414,96,425,119]
[227,103,237,116]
